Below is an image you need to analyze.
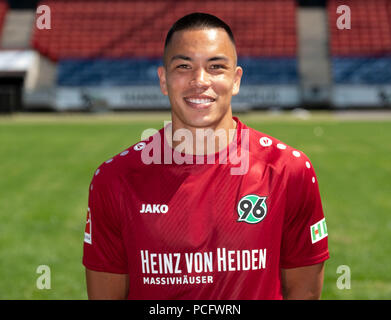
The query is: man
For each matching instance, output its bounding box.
[83,13,329,300]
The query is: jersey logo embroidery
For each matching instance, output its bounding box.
[237,194,267,224]
[84,207,92,244]
[259,137,272,147]
[310,218,328,243]
[140,204,169,214]
[134,142,146,151]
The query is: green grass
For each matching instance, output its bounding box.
[1,112,390,299]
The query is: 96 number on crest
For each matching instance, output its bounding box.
[237,195,267,224]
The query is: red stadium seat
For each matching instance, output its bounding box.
[328,0,391,56]
[0,0,8,43]
[32,0,297,60]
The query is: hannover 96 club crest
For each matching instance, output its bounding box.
[237,194,267,224]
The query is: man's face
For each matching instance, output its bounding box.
[158,28,242,129]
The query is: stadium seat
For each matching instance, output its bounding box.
[239,57,298,85]
[328,0,391,84]
[57,57,298,87]
[332,57,391,84]
[31,0,298,86]
[32,0,297,60]
[57,58,163,86]
[0,0,8,43]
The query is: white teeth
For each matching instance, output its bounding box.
[187,98,213,104]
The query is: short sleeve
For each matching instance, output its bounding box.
[280,153,329,269]
[82,166,128,274]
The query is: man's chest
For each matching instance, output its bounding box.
[120,164,287,251]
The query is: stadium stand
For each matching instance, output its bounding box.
[57,58,163,86]
[1,0,388,111]
[31,0,299,88]
[0,0,8,43]
[328,0,391,84]
[32,0,297,60]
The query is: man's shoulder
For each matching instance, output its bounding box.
[91,135,158,185]
[244,121,312,175]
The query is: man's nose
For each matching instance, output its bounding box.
[190,68,211,88]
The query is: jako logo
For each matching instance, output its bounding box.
[140,204,168,214]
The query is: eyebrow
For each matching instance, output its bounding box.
[170,54,230,63]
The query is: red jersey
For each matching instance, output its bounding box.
[82,117,329,299]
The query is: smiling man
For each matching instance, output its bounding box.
[157,16,243,156]
[83,13,329,300]
[159,21,241,135]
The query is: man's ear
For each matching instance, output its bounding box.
[157,66,168,96]
[232,66,243,96]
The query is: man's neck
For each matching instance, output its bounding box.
[168,115,238,156]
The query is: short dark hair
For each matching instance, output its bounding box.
[164,12,236,50]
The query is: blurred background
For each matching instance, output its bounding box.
[0,0,390,299]
[0,0,390,112]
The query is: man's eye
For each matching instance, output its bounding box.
[176,64,190,69]
[210,64,225,70]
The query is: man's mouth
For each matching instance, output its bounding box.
[184,96,216,109]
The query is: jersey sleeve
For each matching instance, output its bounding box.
[82,166,128,274]
[280,153,329,269]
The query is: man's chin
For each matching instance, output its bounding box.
[183,117,214,129]
[171,102,232,129]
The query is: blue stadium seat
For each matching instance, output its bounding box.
[239,58,298,85]
[332,57,391,84]
[57,58,298,86]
